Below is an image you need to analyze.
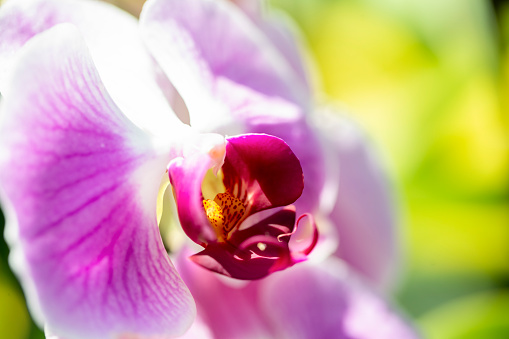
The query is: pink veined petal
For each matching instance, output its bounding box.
[316,112,400,291]
[0,0,178,137]
[139,0,309,132]
[259,259,420,339]
[0,25,195,339]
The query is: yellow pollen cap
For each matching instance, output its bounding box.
[203,192,246,240]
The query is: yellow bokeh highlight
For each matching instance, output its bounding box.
[418,292,509,339]
[408,197,509,275]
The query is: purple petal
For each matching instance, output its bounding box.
[231,207,296,246]
[139,0,308,131]
[318,113,399,290]
[259,259,419,339]
[223,134,304,214]
[0,0,178,137]
[190,245,289,280]
[190,207,298,280]
[0,26,194,338]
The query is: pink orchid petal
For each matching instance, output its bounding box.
[235,1,311,94]
[0,26,194,338]
[0,0,178,137]
[139,0,308,131]
[48,321,214,339]
[48,322,215,339]
[318,112,399,290]
[167,132,227,244]
[260,259,419,339]
[257,12,311,96]
[176,247,273,339]
[223,134,303,214]
[168,153,220,245]
[177,314,214,339]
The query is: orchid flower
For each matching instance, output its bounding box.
[0,0,416,338]
[169,133,318,279]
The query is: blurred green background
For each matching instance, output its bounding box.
[1,0,508,338]
[269,0,509,337]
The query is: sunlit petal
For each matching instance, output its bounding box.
[0,26,194,339]
[0,0,177,137]
[139,0,308,132]
[316,110,399,290]
[260,259,419,339]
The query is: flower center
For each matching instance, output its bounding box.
[203,192,246,241]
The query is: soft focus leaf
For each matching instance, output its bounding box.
[407,196,509,275]
[418,292,509,339]
[0,280,31,338]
